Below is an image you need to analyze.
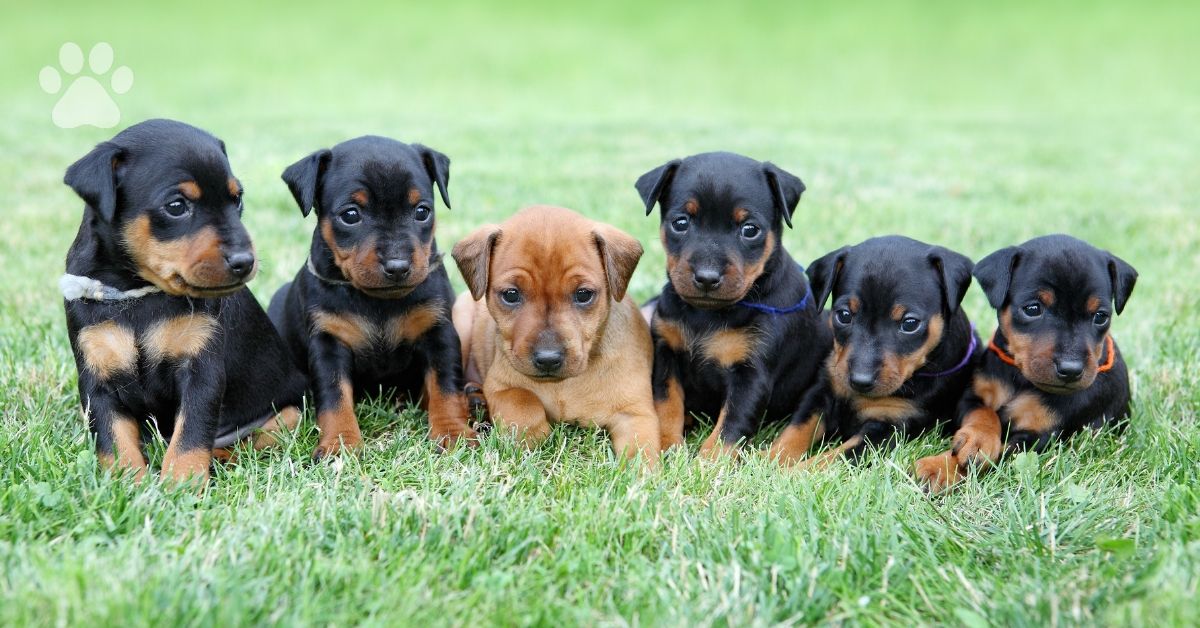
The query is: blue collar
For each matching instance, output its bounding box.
[735,264,813,315]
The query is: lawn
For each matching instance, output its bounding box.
[2,0,1199,625]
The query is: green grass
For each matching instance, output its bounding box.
[2,0,1199,625]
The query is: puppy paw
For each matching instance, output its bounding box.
[431,425,479,451]
[313,430,363,460]
[952,428,1002,468]
[160,449,211,487]
[698,438,739,462]
[660,431,686,451]
[914,451,962,494]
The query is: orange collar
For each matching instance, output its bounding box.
[988,334,1115,373]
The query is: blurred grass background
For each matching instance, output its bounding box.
[1,0,1199,625]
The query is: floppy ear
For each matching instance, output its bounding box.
[973,246,1021,309]
[1106,252,1137,315]
[806,246,849,312]
[414,144,451,209]
[927,246,974,315]
[280,148,332,217]
[64,141,125,222]
[451,225,501,300]
[762,162,805,229]
[592,224,644,302]
[634,159,680,215]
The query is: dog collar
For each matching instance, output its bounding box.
[915,323,977,378]
[305,256,353,286]
[305,254,446,287]
[736,276,813,315]
[59,274,162,302]
[988,333,1116,373]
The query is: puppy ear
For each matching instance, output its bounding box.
[973,246,1021,309]
[452,225,501,300]
[927,246,974,315]
[592,225,644,302]
[634,159,680,215]
[1106,252,1137,315]
[762,162,805,229]
[64,142,125,222]
[414,144,451,209]
[806,247,848,312]
[281,149,332,217]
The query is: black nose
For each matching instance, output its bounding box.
[224,251,255,278]
[692,268,722,290]
[383,258,412,280]
[532,349,564,373]
[849,371,876,393]
[1055,359,1085,382]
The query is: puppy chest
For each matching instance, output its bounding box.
[76,314,219,379]
[309,304,443,355]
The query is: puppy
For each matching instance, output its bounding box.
[450,206,660,463]
[636,152,830,459]
[915,234,1137,491]
[767,236,979,467]
[269,136,475,458]
[61,119,306,483]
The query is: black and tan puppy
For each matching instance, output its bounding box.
[915,234,1137,491]
[269,136,475,458]
[767,236,979,467]
[637,152,830,459]
[61,119,306,483]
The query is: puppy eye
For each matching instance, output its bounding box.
[338,207,362,226]
[834,309,853,326]
[573,288,596,306]
[670,216,690,233]
[740,223,761,240]
[414,205,432,222]
[1022,303,1043,318]
[899,317,921,334]
[499,288,522,306]
[1093,311,1110,327]
[163,198,190,218]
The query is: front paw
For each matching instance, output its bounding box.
[914,451,962,493]
[430,424,479,451]
[952,427,1002,467]
[698,435,739,461]
[313,428,363,460]
[660,430,686,451]
[161,449,211,487]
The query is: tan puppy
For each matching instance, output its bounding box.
[451,206,661,464]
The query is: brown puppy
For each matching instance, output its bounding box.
[451,206,661,464]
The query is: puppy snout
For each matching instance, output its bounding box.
[849,369,876,394]
[692,267,723,291]
[532,349,565,373]
[1054,358,1085,382]
[383,258,412,281]
[224,250,256,279]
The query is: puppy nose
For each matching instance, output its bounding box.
[224,251,255,278]
[692,268,722,290]
[383,258,412,280]
[849,371,876,393]
[532,349,565,373]
[1055,359,1085,382]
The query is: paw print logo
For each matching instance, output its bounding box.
[39,43,133,129]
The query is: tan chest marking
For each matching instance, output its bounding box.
[852,396,920,423]
[1005,392,1060,433]
[77,321,137,380]
[973,374,1015,409]
[313,303,444,353]
[143,314,218,364]
[700,328,756,367]
[653,317,687,352]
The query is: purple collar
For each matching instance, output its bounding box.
[915,323,977,378]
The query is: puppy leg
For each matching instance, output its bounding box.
[309,335,362,459]
[652,358,687,450]
[798,421,898,471]
[605,410,661,468]
[418,321,478,448]
[162,363,224,486]
[952,407,1004,467]
[251,406,302,449]
[451,291,476,370]
[93,402,147,481]
[913,451,963,493]
[488,388,551,448]
[699,364,771,461]
[767,382,831,466]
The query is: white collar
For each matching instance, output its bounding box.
[59,274,162,302]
